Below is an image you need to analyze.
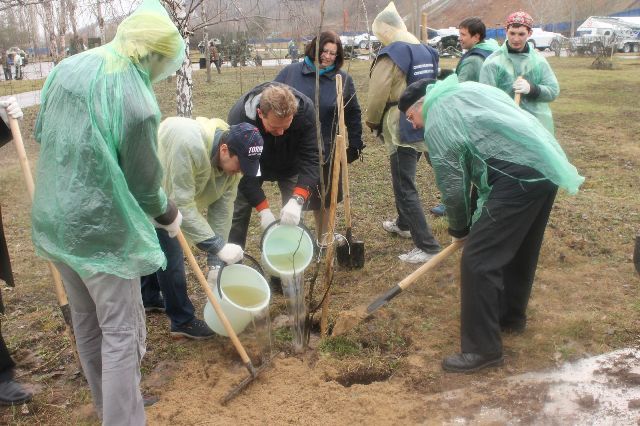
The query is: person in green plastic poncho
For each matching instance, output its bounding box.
[31,0,184,423]
[399,76,584,373]
[479,11,559,134]
[456,17,499,83]
[141,118,263,340]
[431,16,500,218]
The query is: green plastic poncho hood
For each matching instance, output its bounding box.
[479,41,559,133]
[31,0,184,279]
[373,2,420,45]
[110,0,185,82]
[474,38,500,52]
[422,75,584,232]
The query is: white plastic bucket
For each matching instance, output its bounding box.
[203,264,271,337]
[261,223,314,277]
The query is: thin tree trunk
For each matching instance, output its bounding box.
[68,0,78,37]
[42,1,59,63]
[202,2,211,83]
[176,37,193,117]
[58,0,68,57]
[97,0,105,44]
[166,0,194,117]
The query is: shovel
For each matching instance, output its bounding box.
[514,75,524,106]
[333,74,365,269]
[335,147,365,268]
[175,230,272,404]
[332,240,463,336]
[8,116,81,370]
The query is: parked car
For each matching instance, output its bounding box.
[353,33,379,49]
[7,47,28,65]
[340,33,379,49]
[529,28,563,50]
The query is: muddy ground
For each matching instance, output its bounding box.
[0,56,639,424]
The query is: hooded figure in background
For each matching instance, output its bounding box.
[31,0,184,423]
[366,1,442,264]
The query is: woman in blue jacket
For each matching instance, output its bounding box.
[274,30,364,243]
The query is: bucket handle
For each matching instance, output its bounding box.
[216,253,264,299]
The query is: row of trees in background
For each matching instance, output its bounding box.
[0,0,140,63]
[0,0,374,116]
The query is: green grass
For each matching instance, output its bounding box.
[0,75,45,96]
[273,326,293,343]
[319,336,361,357]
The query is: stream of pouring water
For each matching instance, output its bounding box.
[250,305,273,363]
[280,272,306,353]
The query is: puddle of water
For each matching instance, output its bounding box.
[515,348,640,424]
[441,348,640,425]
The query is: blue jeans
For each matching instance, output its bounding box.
[390,146,441,254]
[141,229,195,328]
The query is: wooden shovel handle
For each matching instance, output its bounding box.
[397,240,464,291]
[335,74,352,229]
[8,117,69,308]
[8,116,80,368]
[176,230,254,369]
[320,76,346,336]
[514,76,524,106]
[8,118,35,197]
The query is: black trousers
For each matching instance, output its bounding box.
[0,324,15,382]
[459,178,557,354]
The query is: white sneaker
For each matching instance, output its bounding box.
[382,220,411,239]
[398,248,438,264]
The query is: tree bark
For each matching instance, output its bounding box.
[176,38,193,117]
[58,0,68,56]
[68,0,78,38]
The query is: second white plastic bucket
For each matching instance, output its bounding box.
[261,223,314,277]
[203,264,271,337]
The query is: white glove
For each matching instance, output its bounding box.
[451,235,468,243]
[152,210,183,238]
[207,266,220,288]
[0,97,23,121]
[259,208,277,231]
[217,243,244,265]
[280,198,303,225]
[513,78,531,95]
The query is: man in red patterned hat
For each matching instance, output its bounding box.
[480,11,559,134]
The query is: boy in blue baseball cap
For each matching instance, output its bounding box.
[141,117,264,340]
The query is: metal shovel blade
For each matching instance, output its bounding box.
[336,232,365,269]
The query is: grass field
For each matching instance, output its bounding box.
[0,55,639,424]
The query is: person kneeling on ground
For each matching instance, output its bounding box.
[399,76,584,373]
[141,119,263,339]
